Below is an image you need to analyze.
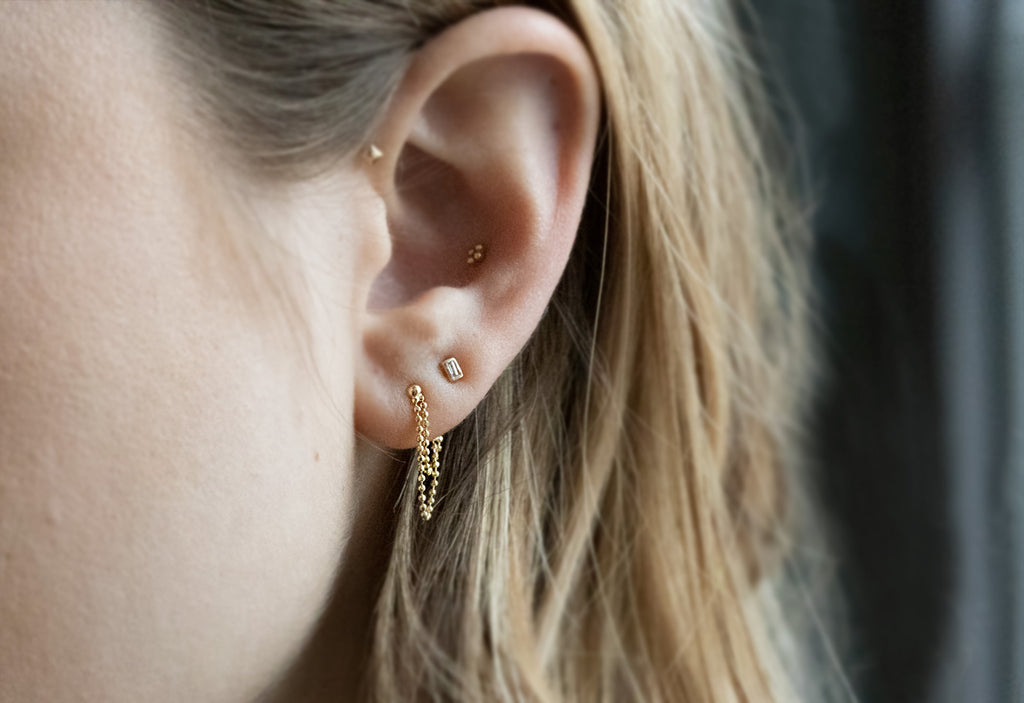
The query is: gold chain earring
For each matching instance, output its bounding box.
[407,384,443,521]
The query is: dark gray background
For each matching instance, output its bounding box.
[749,0,1023,700]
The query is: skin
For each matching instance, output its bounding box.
[0,2,598,701]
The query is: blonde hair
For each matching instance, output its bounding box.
[152,1,840,700]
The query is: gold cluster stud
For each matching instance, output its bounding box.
[407,384,443,521]
[466,243,484,264]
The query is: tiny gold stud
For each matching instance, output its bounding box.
[365,143,383,164]
[467,243,485,264]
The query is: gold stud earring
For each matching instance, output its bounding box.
[364,143,383,164]
[407,384,443,521]
[466,243,484,264]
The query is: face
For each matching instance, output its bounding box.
[0,3,378,700]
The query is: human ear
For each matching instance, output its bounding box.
[353,6,600,448]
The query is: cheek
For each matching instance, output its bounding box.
[0,43,353,703]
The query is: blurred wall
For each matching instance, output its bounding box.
[748,0,1023,700]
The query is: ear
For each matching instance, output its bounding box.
[354,6,600,448]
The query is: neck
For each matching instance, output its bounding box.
[257,441,404,702]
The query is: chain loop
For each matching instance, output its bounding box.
[407,384,443,520]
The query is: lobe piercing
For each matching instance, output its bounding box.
[440,357,464,382]
[407,384,443,521]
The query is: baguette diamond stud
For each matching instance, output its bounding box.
[440,357,464,382]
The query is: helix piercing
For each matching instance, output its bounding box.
[364,143,383,164]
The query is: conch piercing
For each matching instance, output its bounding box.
[364,143,383,164]
[466,244,484,264]
[407,384,443,521]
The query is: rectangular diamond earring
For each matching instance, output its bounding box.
[440,357,464,382]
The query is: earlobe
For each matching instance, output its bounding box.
[353,7,600,449]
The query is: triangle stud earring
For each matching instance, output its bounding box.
[364,143,383,164]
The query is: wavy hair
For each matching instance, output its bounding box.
[151,1,841,700]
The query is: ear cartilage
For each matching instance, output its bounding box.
[364,143,383,164]
[440,357,464,383]
[466,243,485,264]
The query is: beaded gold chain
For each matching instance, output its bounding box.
[407,384,443,520]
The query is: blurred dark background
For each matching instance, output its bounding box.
[748,0,1023,701]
